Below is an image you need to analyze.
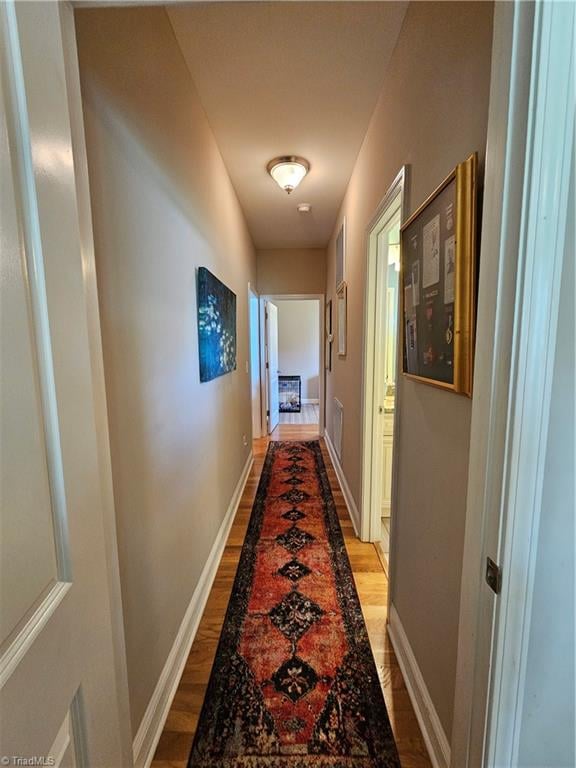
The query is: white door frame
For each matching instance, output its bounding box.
[0,2,132,764]
[247,282,262,439]
[59,4,133,763]
[264,300,280,433]
[259,294,325,436]
[451,2,575,766]
[360,168,406,544]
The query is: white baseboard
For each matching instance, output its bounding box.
[302,398,320,405]
[387,604,451,768]
[324,431,360,537]
[132,452,254,768]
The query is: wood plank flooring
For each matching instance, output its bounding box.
[279,403,320,425]
[152,424,431,768]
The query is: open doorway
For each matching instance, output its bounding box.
[361,170,405,571]
[262,295,324,435]
[248,285,262,438]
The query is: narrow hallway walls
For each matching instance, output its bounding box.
[324,0,494,746]
[75,6,256,741]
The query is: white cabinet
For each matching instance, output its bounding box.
[382,411,394,514]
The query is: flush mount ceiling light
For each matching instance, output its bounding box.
[267,156,310,194]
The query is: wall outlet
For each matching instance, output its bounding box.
[242,434,248,447]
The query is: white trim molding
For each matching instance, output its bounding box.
[451,4,535,763]
[452,3,575,767]
[486,3,574,765]
[132,452,254,768]
[260,293,325,436]
[324,431,360,537]
[360,167,406,545]
[0,582,71,687]
[388,605,450,768]
[60,3,134,762]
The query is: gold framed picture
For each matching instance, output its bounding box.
[337,283,347,358]
[400,153,477,396]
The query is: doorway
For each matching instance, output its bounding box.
[248,285,262,439]
[361,170,405,569]
[262,295,324,436]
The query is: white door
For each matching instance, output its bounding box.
[249,290,261,439]
[368,205,401,543]
[266,301,279,433]
[0,3,129,766]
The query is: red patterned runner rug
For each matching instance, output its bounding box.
[188,441,400,767]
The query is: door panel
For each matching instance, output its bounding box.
[49,713,78,768]
[266,302,279,432]
[0,3,127,765]
[0,71,60,647]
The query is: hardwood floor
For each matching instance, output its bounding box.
[151,426,431,768]
[279,403,320,425]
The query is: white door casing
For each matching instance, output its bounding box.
[484,2,574,765]
[360,168,405,544]
[265,301,279,433]
[260,295,326,437]
[249,286,262,439]
[0,3,129,766]
[451,2,575,766]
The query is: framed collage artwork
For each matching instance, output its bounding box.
[400,153,477,396]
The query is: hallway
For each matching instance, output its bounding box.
[152,426,431,767]
[4,3,574,766]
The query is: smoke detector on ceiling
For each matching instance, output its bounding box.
[297,203,312,213]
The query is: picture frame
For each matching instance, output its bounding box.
[337,284,347,358]
[335,218,346,293]
[325,299,333,371]
[400,153,477,396]
[196,267,237,382]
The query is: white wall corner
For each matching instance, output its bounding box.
[387,604,451,768]
[324,431,360,536]
[132,451,254,768]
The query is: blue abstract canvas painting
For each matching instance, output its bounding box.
[197,267,237,382]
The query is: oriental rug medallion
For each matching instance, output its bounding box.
[188,441,400,768]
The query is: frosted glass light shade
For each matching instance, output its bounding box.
[267,156,310,194]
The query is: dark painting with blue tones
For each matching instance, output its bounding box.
[197,267,237,382]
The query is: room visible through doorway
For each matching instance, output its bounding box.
[361,171,404,573]
[262,296,323,434]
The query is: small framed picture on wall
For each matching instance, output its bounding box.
[337,284,347,357]
[325,299,333,371]
[335,219,346,293]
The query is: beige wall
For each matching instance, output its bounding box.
[75,7,256,736]
[257,248,326,295]
[277,300,320,400]
[325,1,493,739]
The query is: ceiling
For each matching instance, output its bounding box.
[167,2,407,249]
